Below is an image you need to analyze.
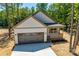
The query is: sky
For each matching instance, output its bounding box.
[22,3,36,9]
[0,3,51,11]
[0,3,37,11]
[22,3,51,9]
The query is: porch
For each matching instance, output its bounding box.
[47,23,64,40]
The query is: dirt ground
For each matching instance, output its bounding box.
[51,41,74,56]
[0,39,15,56]
[0,29,8,35]
[0,29,79,56]
[51,31,75,56]
[75,44,79,55]
[0,29,15,56]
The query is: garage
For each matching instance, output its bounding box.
[13,15,47,44]
[18,32,44,44]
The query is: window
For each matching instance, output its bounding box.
[49,28,57,33]
[60,28,63,30]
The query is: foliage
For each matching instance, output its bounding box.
[36,3,48,11]
[0,3,79,31]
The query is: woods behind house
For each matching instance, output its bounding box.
[0,3,79,32]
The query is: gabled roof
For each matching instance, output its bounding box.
[13,16,47,28]
[48,24,64,28]
[13,11,64,28]
[33,11,55,24]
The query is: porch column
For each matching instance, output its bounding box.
[44,32,47,42]
[57,28,60,34]
[14,33,18,44]
[44,28,48,42]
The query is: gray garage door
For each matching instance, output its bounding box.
[18,32,44,44]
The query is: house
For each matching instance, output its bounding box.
[13,11,64,44]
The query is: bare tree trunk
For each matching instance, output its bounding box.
[5,3,11,39]
[12,3,14,25]
[16,3,22,23]
[16,3,20,23]
[72,15,79,53]
[70,3,74,52]
[9,27,11,38]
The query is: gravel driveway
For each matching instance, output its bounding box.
[11,43,56,56]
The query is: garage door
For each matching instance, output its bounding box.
[18,32,44,44]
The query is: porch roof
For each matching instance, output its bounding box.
[47,24,64,28]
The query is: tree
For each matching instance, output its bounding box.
[47,4,57,21]
[4,3,18,38]
[72,3,79,53]
[31,7,35,14]
[5,3,12,38]
[0,3,33,28]
[0,3,8,27]
[36,3,48,11]
[0,3,79,34]
[70,3,74,52]
[0,5,3,27]
[16,3,23,23]
[48,3,72,31]
[20,7,31,20]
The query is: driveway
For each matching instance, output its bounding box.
[11,43,56,56]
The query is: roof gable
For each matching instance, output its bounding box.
[14,17,46,28]
[33,11,55,24]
